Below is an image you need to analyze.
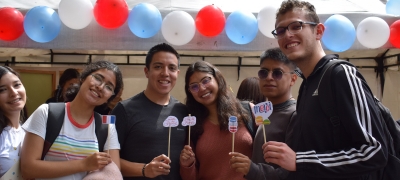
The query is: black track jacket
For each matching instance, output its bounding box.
[289,54,389,180]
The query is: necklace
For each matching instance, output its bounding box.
[10,126,21,151]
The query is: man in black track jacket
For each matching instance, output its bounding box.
[262,0,389,179]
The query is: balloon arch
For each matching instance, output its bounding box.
[1,0,400,52]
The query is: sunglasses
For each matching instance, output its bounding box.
[258,69,294,80]
[188,76,212,93]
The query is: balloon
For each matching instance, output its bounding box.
[225,10,258,45]
[162,11,195,46]
[386,0,400,15]
[389,20,400,48]
[357,17,389,49]
[58,0,93,30]
[128,3,162,38]
[195,5,225,37]
[94,0,129,29]
[321,14,356,52]
[258,4,279,39]
[24,6,61,43]
[0,7,24,41]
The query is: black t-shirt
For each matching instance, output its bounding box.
[111,92,188,180]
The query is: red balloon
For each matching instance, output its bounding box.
[0,7,24,41]
[195,5,226,37]
[390,20,400,48]
[94,0,129,29]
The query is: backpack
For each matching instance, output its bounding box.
[41,103,109,160]
[240,101,256,139]
[317,59,400,179]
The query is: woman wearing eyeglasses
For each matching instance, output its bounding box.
[21,61,123,180]
[179,61,253,180]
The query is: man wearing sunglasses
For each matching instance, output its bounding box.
[230,48,298,180]
[111,43,187,180]
[263,1,388,180]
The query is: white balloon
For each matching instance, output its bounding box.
[162,11,195,46]
[58,0,93,30]
[356,17,390,49]
[258,4,279,39]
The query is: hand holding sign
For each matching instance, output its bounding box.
[228,116,238,152]
[182,115,196,145]
[163,116,179,158]
[252,101,273,143]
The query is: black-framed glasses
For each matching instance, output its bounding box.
[188,76,212,93]
[271,21,317,39]
[91,74,115,95]
[258,69,294,80]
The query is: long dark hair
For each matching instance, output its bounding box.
[0,66,26,133]
[52,68,80,102]
[237,77,266,105]
[185,61,251,145]
[65,61,123,105]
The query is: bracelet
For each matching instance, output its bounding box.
[142,163,148,177]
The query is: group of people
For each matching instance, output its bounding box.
[0,0,393,180]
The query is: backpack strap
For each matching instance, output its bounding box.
[318,59,355,149]
[240,101,256,139]
[42,103,65,160]
[94,112,108,152]
[42,103,109,160]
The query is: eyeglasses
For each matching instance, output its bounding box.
[90,74,115,95]
[258,69,294,80]
[271,21,317,39]
[188,76,212,93]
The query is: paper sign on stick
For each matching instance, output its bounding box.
[102,115,116,124]
[163,116,179,158]
[182,115,196,145]
[228,116,238,133]
[163,116,179,127]
[252,101,273,125]
[182,116,196,126]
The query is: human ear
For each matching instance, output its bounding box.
[315,23,325,40]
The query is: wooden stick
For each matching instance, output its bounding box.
[262,125,266,144]
[107,124,111,154]
[232,133,235,152]
[168,126,171,157]
[188,114,191,146]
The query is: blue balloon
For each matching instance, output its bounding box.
[322,14,355,52]
[24,6,61,43]
[225,10,258,45]
[386,0,400,15]
[128,3,162,38]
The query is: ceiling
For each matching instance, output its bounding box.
[0,0,399,61]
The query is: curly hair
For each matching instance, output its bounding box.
[65,60,123,104]
[185,61,251,146]
[277,0,320,23]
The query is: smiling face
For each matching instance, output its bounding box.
[275,9,321,63]
[144,51,180,97]
[0,73,26,117]
[79,68,116,106]
[259,59,296,104]
[188,71,218,107]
